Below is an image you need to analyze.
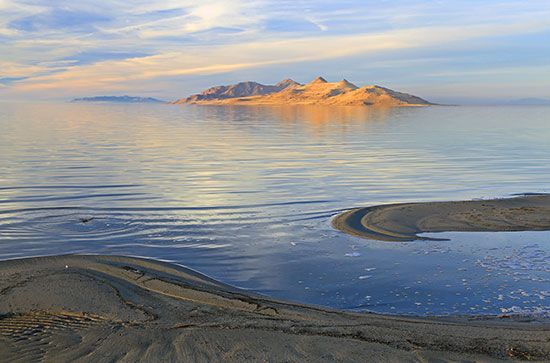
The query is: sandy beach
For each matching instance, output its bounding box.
[0,254,548,362]
[3,0,550,361]
[333,195,550,242]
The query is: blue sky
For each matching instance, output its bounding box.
[1,0,549,103]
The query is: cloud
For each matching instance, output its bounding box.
[0,60,51,78]
[0,76,27,85]
[61,51,152,66]
[101,1,260,39]
[9,9,111,32]
[0,26,16,36]
[1,0,550,100]
[10,20,550,94]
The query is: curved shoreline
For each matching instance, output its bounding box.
[0,254,548,361]
[332,195,550,242]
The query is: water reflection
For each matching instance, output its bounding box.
[0,102,549,316]
[190,104,394,135]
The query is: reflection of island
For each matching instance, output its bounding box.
[172,77,431,107]
[185,104,394,136]
[260,104,392,125]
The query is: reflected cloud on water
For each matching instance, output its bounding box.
[0,102,549,316]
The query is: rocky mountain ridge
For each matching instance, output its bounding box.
[172,77,431,106]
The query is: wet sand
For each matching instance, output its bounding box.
[332,195,550,242]
[0,254,548,362]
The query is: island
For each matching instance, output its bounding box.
[171,77,432,107]
[71,95,165,103]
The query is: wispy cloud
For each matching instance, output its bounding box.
[1,0,550,100]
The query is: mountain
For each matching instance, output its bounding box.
[175,79,301,104]
[507,98,550,105]
[171,77,431,106]
[72,96,165,103]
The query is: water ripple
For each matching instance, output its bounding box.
[0,103,549,317]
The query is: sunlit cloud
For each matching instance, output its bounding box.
[1,0,550,101]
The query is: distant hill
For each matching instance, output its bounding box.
[72,96,165,103]
[171,77,431,107]
[507,98,550,105]
[182,79,301,103]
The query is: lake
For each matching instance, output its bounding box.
[0,102,548,317]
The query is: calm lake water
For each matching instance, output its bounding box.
[0,102,549,317]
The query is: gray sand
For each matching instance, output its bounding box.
[0,254,548,362]
[332,195,550,242]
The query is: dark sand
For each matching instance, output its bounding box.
[0,254,548,362]
[332,195,550,242]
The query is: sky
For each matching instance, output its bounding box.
[1,0,550,103]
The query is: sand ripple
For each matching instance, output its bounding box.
[0,255,548,361]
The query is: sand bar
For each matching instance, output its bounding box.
[332,195,550,242]
[0,254,548,362]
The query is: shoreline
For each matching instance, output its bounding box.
[332,195,550,242]
[1,254,548,361]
